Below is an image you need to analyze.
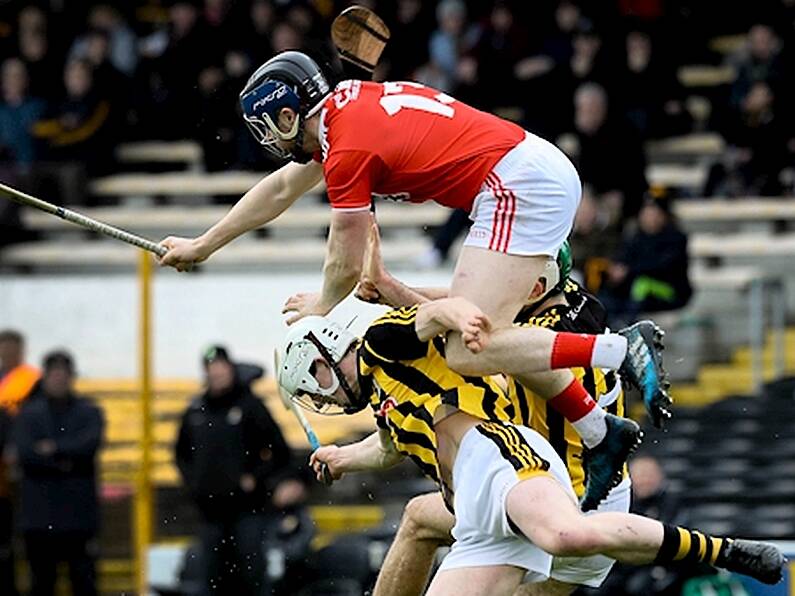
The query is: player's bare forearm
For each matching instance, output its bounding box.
[415,297,483,339]
[318,209,371,312]
[376,275,431,307]
[199,161,323,255]
[416,299,458,339]
[411,287,450,301]
[416,297,491,352]
[336,430,404,472]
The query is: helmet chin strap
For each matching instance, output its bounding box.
[289,117,314,164]
[305,332,367,414]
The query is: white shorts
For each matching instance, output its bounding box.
[438,422,576,580]
[546,477,632,588]
[464,132,581,257]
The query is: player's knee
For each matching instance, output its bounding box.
[399,495,447,543]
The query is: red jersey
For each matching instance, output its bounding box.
[317,80,525,211]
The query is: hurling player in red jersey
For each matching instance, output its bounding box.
[158,52,669,508]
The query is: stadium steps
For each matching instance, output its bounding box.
[79,377,375,486]
[0,236,431,271]
[640,382,795,538]
[660,326,795,410]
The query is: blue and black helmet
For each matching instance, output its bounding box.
[240,51,331,162]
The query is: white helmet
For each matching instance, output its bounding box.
[277,316,358,412]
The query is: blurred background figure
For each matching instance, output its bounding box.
[0,330,39,596]
[416,0,479,93]
[706,80,789,197]
[32,57,113,206]
[13,350,103,596]
[0,57,44,171]
[175,345,307,596]
[0,406,13,596]
[600,193,692,326]
[620,28,691,139]
[569,82,648,222]
[0,330,38,415]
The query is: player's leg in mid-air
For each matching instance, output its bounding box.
[446,249,643,507]
[441,136,666,506]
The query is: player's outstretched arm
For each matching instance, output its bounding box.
[416,297,491,353]
[159,160,323,270]
[310,429,403,481]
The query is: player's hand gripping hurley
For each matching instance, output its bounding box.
[0,181,166,257]
[273,349,333,486]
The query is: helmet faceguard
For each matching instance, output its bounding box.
[240,51,331,163]
[277,316,367,415]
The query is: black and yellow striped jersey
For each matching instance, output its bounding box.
[357,305,523,484]
[507,280,626,497]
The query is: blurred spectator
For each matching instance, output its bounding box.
[0,329,39,414]
[31,58,113,205]
[417,0,480,92]
[620,29,691,139]
[17,29,59,101]
[706,81,789,197]
[244,0,277,63]
[0,329,38,596]
[176,345,307,596]
[600,194,692,325]
[541,0,581,65]
[72,28,129,105]
[383,0,432,80]
[569,82,648,221]
[471,2,529,110]
[565,22,615,93]
[198,50,254,172]
[69,5,137,76]
[14,350,103,596]
[203,0,239,59]
[0,58,45,168]
[271,21,303,54]
[0,408,13,596]
[588,454,694,596]
[34,58,112,164]
[728,23,787,108]
[570,185,624,290]
[137,1,210,138]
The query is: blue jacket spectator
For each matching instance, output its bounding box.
[0,58,44,167]
[14,350,103,596]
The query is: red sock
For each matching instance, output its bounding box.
[550,332,597,370]
[548,378,597,422]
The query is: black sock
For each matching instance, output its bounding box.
[655,524,732,566]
